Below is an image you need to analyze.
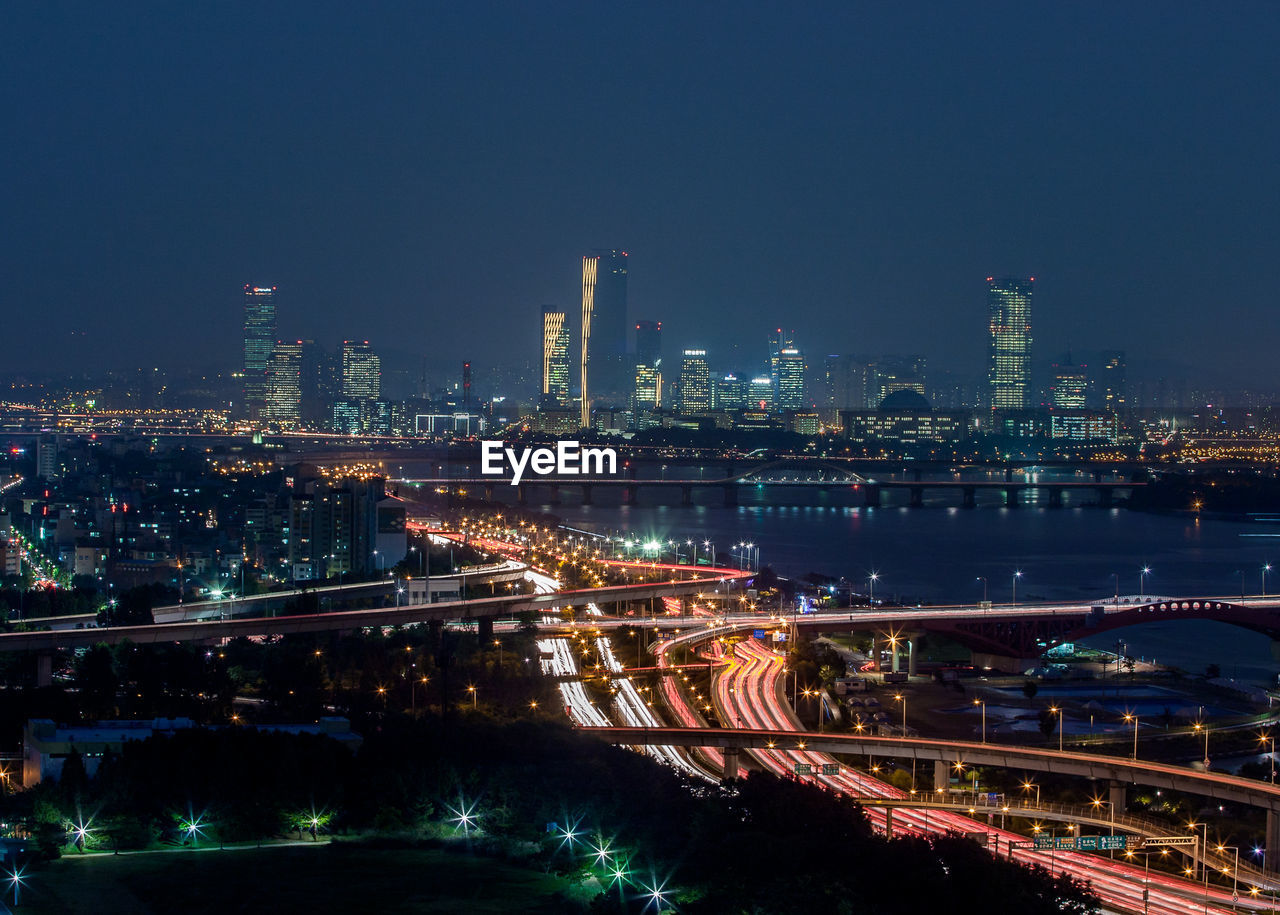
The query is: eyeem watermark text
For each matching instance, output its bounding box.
[480,441,618,485]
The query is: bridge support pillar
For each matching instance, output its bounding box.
[477,616,494,643]
[1005,487,1019,508]
[681,484,693,507]
[864,484,881,508]
[1108,781,1127,814]
[885,807,894,838]
[1268,808,1280,869]
[517,484,528,505]
[909,486,924,508]
[623,484,638,506]
[934,759,950,791]
[908,638,917,677]
[962,486,976,509]
[1005,467,1014,482]
[1097,487,1114,507]
[722,485,737,507]
[912,469,923,482]
[35,653,52,688]
[1048,488,1063,508]
[1093,470,1104,483]
[483,483,495,501]
[891,640,900,673]
[548,484,561,505]
[580,483,593,505]
[721,746,740,782]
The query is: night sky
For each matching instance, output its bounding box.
[3,2,1277,385]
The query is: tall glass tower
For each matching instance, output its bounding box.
[541,308,570,404]
[242,285,277,420]
[986,276,1034,410]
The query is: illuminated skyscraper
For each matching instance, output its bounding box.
[633,364,662,412]
[776,346,806,410]
[712,373,746,410]
[1050,359,1088,409]
[678,349,710,413]
[340,341,381,401]
[579,256,599,428]
[242,285,277,420]
[749,376,775,411]
[579,249,629,426]
[542,308,570,404]
[265,342,303,428]
[986,276,1034,410]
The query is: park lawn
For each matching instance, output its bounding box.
[18,842,594,914]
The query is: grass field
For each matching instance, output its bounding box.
[13,841,597,914]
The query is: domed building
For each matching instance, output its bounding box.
[877,389,932,412]
[839,389,973,444]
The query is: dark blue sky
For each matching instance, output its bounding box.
[3,2,1277,385]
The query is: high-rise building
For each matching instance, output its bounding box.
[635,320,662,368]
[340,341,381,402]
[678,349,710,413]
[298,340,331,426]
[633,364,662,412]
[823,355,873,410]
[1050,359,1089,410]
[579,249,629,426]
[712,373,746,411]
[579,256,598,429]
[593,249,629,395]
[242,285,277,420]
[265,341,304,427]
[777,346,806,410]
[749,376,775,411]
[542,308,571,404]
[986,276,1034,410]
[768,328,787,392]
[1101,350,1127,413]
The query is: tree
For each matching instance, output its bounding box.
[1021,680,1038,700]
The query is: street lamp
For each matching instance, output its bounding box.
[869,572,879,606]
[1265,563,1273,598]
[1011,570,1022,606]
[1140,566,1151,599]
[467,684,477,709]
[1193,720,1211,769]
[976,576,987,604]
[1260,733,1276,784]
[974,698,987,743]
[1048,705,1063,752]
[1124,713,1140,760]
[894,693,907,734]
[1214,843,1240,906]
[1021,781,1041,806]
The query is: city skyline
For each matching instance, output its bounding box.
[4,5,1278,386]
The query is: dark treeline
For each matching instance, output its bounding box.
[17,715,1098,914]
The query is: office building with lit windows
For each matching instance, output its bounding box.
[340,341,381,402]
[678,349,710,413]
[986,276,1034,410]
[242,285,277,420]
[265,342,303,428]
[1050,360,1088,410]
[541,308,570,404]
[777,346,806,410]
[633,364,662,412]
